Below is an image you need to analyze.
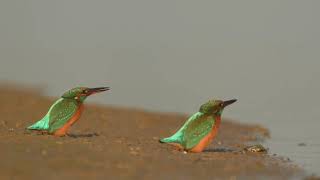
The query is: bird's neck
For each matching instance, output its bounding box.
[214,116,221,129]
[76,99,85,104]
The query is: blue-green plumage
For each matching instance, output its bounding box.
[160,112,215,149]
[27,98,79,132]
[47,98,79,133]
[27,98,63,130]
[160,112,206,145]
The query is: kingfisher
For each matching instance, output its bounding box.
[27,87,110,136]
[160,99,237,153]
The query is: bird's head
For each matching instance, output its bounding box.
[61,87,110,102]
[199,99,237,116]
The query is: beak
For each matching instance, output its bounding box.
[222,99,237,107]
[87,87,110,95]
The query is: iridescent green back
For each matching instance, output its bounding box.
[183,114,215,149]
[48,99,79,133]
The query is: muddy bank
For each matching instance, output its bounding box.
[0,86,304,179]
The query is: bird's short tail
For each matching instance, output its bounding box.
[27,116,50,131]
[159,137,180,144]
[159,129,184,144]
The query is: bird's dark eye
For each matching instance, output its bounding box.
[83,90,88,94]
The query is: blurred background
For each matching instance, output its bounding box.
[0,0,319,174]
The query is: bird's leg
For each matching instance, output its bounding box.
[36,130,48,135]
[170,143,184,152]
[53,127,69,137]
[53,131,67,137]
[65,133,75,138]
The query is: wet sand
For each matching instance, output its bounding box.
[0,86,306,180]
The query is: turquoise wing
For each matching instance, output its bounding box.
[160,112,204,144]
[27,99,64,130]
[160,112,205,147]
[182,114,215,149]
[47,99,78,133]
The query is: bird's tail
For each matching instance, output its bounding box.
[159,132,183,144]
[27,116,50,131]
[159,137,179,143]
[159,125,185,145]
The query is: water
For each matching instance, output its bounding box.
[0,0,319,175]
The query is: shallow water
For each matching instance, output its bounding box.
[0,0,319,175]
[266,137,320,175]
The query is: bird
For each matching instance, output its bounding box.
[160,99,237,153]
[27,87,110,136]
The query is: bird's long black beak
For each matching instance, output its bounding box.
[222,99,237,107]
[87,87,110,95]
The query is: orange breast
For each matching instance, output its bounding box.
[189,116,221,153]
[53,104,84,136]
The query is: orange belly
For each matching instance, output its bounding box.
[189,116,221,153]
[53,105,84,136]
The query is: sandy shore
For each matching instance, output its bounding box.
[0,86,306,179]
